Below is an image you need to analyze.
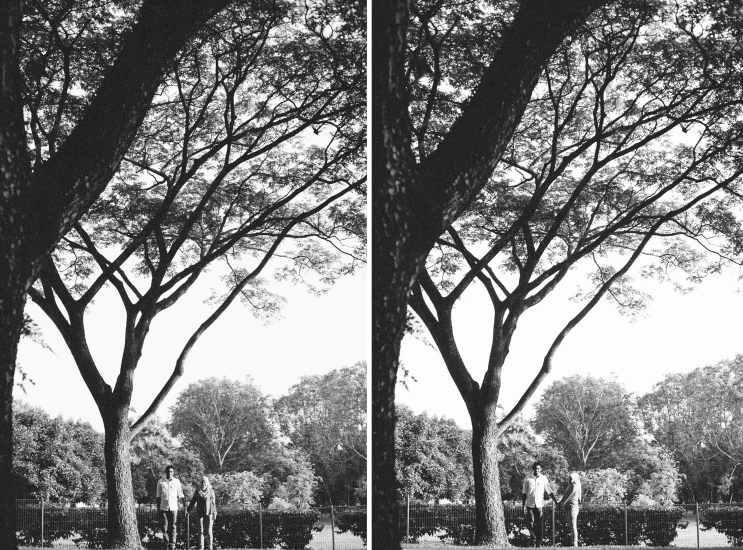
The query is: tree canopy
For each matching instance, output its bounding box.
[275,362,367,505]
[533,375,638,470]
[640,355,743,502]
[169,377,276,474]
[13,401,105,504]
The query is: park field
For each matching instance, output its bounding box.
[402,547,729,550]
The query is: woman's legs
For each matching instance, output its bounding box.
[203,515,214,550]
[198,516,205,550]
[570,505,579,546]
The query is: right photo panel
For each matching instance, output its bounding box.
[373,0,743,548]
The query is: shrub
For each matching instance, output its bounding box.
[397,502,685,546]
[335,506,367,543]
[16,503,322,549]
[701,506,743,546]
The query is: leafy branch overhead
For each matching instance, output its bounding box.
[25,0,366,438]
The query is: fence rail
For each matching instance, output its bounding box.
[398,500,743,547]
[15,500,366,549]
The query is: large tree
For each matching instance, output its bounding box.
[276,362,367,505]
[0,0,271,547]
[22,0,364,546]
[13,401,105,504]
[640,355,743,502]
[395,404,474,503]
[533,375,638,470]
[384,0,743,543]
[169,377,275,473]
[372,0,614,544]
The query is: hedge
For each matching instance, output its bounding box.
[700,506,743,546]
[399,502,686,546]
[335,507,367,543]
[16,504,321,549]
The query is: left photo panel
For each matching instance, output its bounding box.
[0,1,367,549]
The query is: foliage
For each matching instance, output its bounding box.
[169,377,275,474]
[639,355,743,502]
[395,405,474,502]
[580,469,629,504]
[533,375,640,470]
[13,401,105,504]
[700,506,743,546]
[130,418,204,504]
[623,442,683,506]
[334,506,367,543]
[15,503,322,549]
[398,502,685,547]
[211,471,264,507]
[275,362,366,505]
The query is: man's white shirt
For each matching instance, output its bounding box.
[523,474,551,508]
[156,477,184,511]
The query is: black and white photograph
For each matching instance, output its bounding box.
[373,0,743,549]
[0,0,365,549]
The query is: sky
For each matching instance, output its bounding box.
[396,262,743,429]
[15,268,367,432]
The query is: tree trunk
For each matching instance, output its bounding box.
[0,277,26,550]
[103,407,141,550]
[471,403,509,546]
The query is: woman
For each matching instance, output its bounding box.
[558,472,581,547]
[187,475,217,550]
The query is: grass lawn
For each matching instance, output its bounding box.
[401,547,731,550]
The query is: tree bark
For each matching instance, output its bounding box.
[471,403,509,545]
[103,404,140,549]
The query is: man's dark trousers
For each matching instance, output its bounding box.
[159,509,177,549]
[526,506,543,547]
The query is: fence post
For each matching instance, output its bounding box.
[330,505,336,550]
[551,502,555,546]
[624,502,628,546]
[186,510,189,550]
[259,503,264,550]
[696,503,700,548]
[406,494,410,543]
[40,498,44,547]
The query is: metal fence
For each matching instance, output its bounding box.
[16,500,366,549]
[398,500,743,547]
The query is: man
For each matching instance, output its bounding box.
[522,462,557,547]
[156,464,185,550]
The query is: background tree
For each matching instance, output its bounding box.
[13,401,105,504]
[0,0,299,546]
[169,376,317,508]
[534,375,638,470]
[580,468,629,503]
[23,0,364,546]
[169,377,275,474]
[404,0,743,540]
[395,404,474,503]
[640,355,743,502]
[276,362,367,505]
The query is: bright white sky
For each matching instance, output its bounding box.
[397,263,743,429]
[15,268,367,432]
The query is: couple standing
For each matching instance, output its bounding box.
[156,464,218,550]
[521,462,581,547]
